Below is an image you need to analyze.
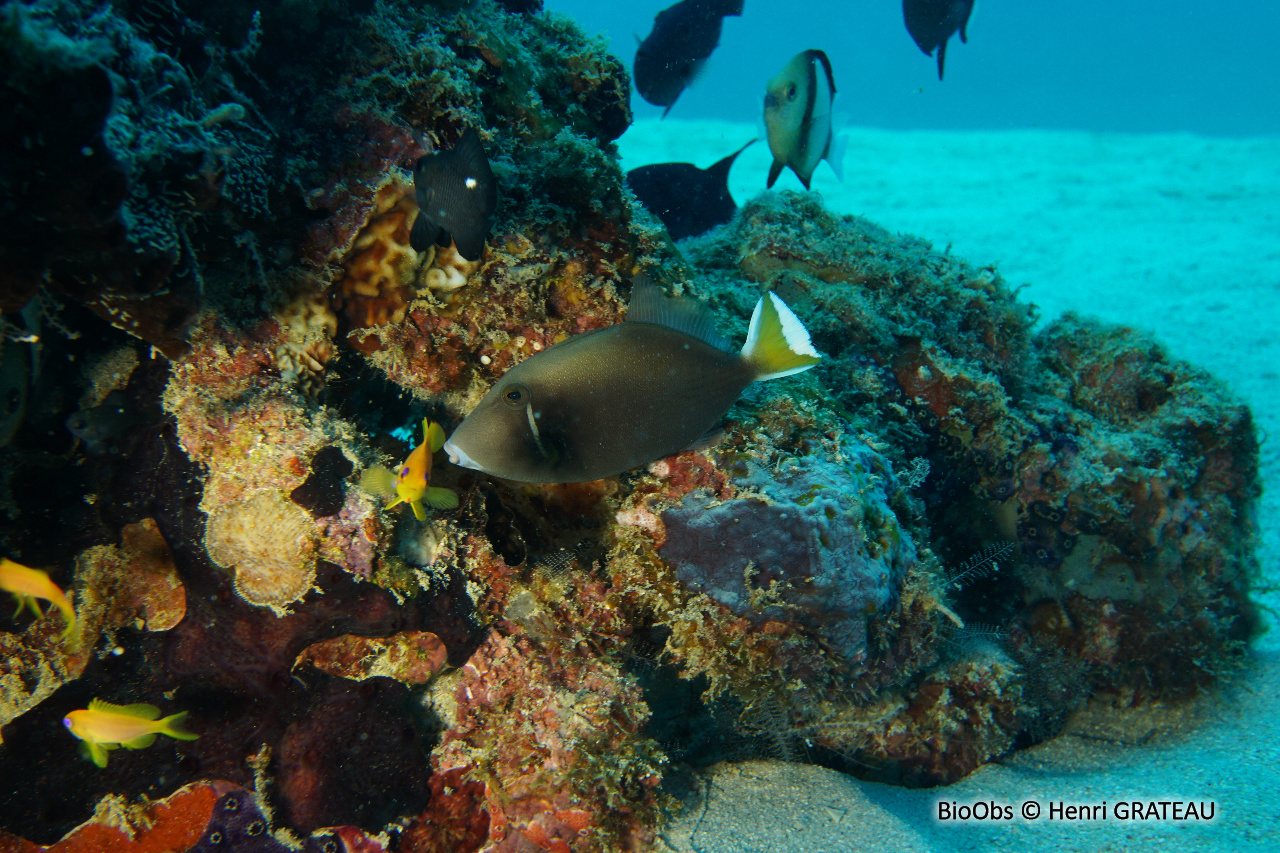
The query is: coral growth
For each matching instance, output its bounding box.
[0,781,221,853]
[0,0,1263,848]
[295,630,448,684]
[205,490,319,613]
[425,627,662,853]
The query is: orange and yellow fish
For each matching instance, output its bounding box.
[0,557,76,638]
[63,698,199,768]
[361,419,459,521]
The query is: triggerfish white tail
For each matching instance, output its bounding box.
[443,276,822,483]
[63,699,199,768]
[0,557,76,639]
[361,419,460,521]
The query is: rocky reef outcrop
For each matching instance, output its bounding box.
[0,0,1260,851]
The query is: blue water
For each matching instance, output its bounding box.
[551,0,1280,135]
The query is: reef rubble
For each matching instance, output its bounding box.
[0,0,1262,851]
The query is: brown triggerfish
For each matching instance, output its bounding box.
[763,49,846,189]
[903,0,975,81]
[444,278,821,483]
[634,0,745,116]
[410,129,498,262]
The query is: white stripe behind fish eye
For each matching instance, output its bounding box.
[526,403,553,460]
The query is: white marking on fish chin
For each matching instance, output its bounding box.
[444,439,481,470]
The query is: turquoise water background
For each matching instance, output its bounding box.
[551,0,1280,135]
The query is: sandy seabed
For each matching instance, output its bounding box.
[621,120,1280,852]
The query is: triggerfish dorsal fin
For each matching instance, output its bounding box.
[741,292,822,380]
[424,419,448,453]
[89,699,161,720]
[627,275,733,352]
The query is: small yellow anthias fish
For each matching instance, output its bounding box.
[361,419,460,520]
[0,557,76,638]
[63,699,199,768]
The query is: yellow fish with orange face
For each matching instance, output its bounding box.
[63,698,199,767]
[361,419,459,521]
[0,557,76,638]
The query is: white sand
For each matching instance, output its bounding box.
[622,120,1280,851]
[661,651,1280,852]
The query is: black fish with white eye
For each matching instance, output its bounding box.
[626,139,754,240]
[903,0,975,80]
[633,0,745,116]
[410,128,498,262]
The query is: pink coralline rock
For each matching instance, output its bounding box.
[317,491,382,581]
[295,631,448,685]
[431,629,661,853]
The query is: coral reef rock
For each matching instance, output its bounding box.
[0,0,1262,848]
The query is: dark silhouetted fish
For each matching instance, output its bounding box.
[65,390,140,455]
[444,276,821,483]
[633,0,745,116]
[903,0,975,80]
[409,129,498,262]
[763,49,845,189]
[626,139,754,240]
